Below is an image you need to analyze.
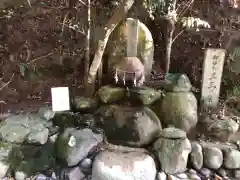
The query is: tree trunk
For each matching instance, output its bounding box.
[86,0,134,95]
[84,0,91,94]
[165,18,175,74]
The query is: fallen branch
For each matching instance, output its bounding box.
[172,29,184,43]
[27,51,54,65]
[86,0,135,95]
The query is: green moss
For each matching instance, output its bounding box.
[55,135,71,164]
[4,143,56,175]
[52,113,77,128]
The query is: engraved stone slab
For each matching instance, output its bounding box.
[201,48,226,108]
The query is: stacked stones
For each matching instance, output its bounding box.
[0,74,240,179]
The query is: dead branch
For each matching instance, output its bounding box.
[86,0,135,95]
[27,52,54,65]
[172,29,185,43]
[58,22,85,35]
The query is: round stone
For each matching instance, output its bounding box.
[217,168,227,177]
[80,158,93,169]
[188,169,197,175]
[200,168,211,177]
[203,146,223,169]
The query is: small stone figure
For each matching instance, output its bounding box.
[114,56,145,87]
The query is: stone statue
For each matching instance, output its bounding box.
[114,56,145,87]
[106,18,154,87]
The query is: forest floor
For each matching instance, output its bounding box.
[0,1,89,114]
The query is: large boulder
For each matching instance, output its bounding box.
[55,128,103,166]
[96,105,162,147]
[153,127,191,174]
[202,116,239,142]
[159,92,198,133]
[91,150,157,180]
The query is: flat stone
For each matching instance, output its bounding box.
[158,127,186,139]
[98,85,125,104]
[203,146,223,169]
[128,86,162,105]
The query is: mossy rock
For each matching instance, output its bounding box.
[128,86,162,105]
[6,143,55,175]
[98,85,125,104]
[96,105,162,147]
[71,96,99,113]
[164,73,192,92]
[52,112,78,129]
[159,92,198,133]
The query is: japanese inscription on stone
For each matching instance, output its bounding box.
[201,48,226,108]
